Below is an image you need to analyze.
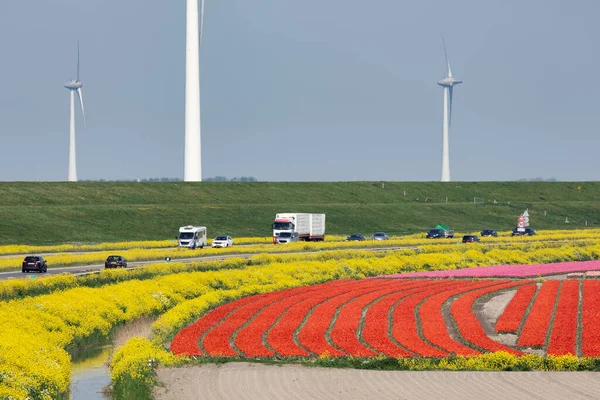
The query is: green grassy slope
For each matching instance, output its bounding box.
[0,182,598,244]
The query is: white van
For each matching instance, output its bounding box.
[177,226,207,249]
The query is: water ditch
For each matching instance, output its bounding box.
[68,317,156,400]
[70,344,112,400]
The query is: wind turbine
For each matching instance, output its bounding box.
[64,41,86,182]
[184,0,205,182]
[437,38,462,182]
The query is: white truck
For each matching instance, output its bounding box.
[272,213,325,244]
[177,226,207,249]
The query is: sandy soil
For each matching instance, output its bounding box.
[477,288,519,347]
[481,289,516,326]
[112,316,156,348]
[154,363,600,400]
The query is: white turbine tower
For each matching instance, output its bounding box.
[184,0,205,182]
[64,41,86,182]
[437,39,462,182]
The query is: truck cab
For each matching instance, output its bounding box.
[272,215,296,244]
[178,226,207,249]
[272,213,326,244]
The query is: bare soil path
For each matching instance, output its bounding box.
[154,363,600,400]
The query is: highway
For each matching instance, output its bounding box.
[0,246,414,281]
[0,237,589,282]
[0,253,250,281]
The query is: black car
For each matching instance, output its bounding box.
[462,235,481,243]
[346,234,366,241]
[105,255,128,268]
[22,255,47,273]
[426,228,454,239]
[480,229,498,237]
[511,227,536,236]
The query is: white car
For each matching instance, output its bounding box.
[212,236,234,248]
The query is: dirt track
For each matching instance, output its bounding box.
[154,363,600,400]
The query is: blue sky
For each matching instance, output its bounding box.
[0,0,599,181]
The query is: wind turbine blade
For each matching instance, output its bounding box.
[77,39,80,82]
[442,37,452,77]
[76,88,86,127]
[199,0,205,40]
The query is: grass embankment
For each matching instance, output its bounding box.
[1,181,599,244]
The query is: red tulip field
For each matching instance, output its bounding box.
[171,277,598,359]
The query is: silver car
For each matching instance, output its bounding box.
[276,232,299,244]
[371,232,389,241]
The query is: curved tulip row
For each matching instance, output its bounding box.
[171,278,531,358]
[582,281,600,356]
[494,279,600,356]
[516,281,560,347]
[547,280,579,355]
[495,284,537,333]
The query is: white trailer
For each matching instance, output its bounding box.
[272,213,325,243]
[177,226,207,249]
[309,213,326,239]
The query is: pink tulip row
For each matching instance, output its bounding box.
[381,260,600,279]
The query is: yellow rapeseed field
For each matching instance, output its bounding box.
[1,233,600,398]
[1,240,598,302]
[0,259,372,398]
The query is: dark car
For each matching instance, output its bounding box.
[22,255,47,273]
[462,235,481,243]
[346,234,366,241]
[426,228,454,239]
[371,232,389,241]
[511,227,536,236]
[480,229,498,237]
[105,255,128,268]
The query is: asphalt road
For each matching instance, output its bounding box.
[0,253,250,281]
[0,246,413,281]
